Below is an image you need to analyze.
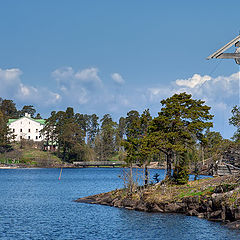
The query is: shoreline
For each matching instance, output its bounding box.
[0,163,166,170]
[76,174,240,230]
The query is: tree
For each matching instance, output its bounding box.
[118,117,126,140]
[35,113,42,119]
[229,105,240,141]
[123,110,152,186]
[0,98,18,118]
[97,114,117,160]
[20,105,36,118]
[42,108,87,162]
[138,109,152,185]
[202,130,223,159]
[41,111,58,150]
[0,110,14,152]
[87,114,99,148]
[148,92,213,181]
[123,110,141,166]
[57,107,86,162]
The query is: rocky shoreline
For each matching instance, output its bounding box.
[76,175,240,230]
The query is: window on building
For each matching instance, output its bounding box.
[36,136,38,140]
[36,129,38,133]
[13,129,15,132]
[20,129,22,132]
[29,122,30,124]
[39,135,41,138]
[20,136,22,140]
[28,129,31,133]
[28,136,30,140]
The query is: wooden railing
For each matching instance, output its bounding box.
[73,161,126,167]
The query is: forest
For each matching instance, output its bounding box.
[1,92,240,184]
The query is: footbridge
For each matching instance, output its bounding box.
[73,161,126,167]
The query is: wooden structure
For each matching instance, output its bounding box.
[207,35,240,64]
[73,161,125,167]
[215,163,240,176]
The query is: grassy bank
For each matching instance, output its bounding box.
[0,143,64,168]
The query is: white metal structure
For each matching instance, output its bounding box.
[207,35,240,64]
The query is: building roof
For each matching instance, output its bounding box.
[8,116,46,125]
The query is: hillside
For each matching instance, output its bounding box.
[0,143,67,168]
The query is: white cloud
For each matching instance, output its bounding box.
[176,74,211,88]
[19,83,31,96]
[0,68,60,106]
[2,65,237,138]
[51,67,105,106]
[51,67,74,81]
[0,68,22,82]
[75,67,102,85]
[173,72,239,102]
[111,73,125,85]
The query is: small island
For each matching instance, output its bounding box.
[76,174,240,230]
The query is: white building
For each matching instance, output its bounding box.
[8,113,45,142]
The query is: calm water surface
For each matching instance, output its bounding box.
[0,168,239,240]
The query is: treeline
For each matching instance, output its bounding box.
[1,93,240,184]
[42,109,125,163]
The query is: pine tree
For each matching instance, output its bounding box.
[148,92,213,180]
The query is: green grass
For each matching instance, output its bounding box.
[178,186,215,198]
[0,144,62,167]
[108,153,120,161]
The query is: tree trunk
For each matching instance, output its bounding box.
[129,164,133,194]
[144,164,149,186]
[166,151,173,178]
[201,144,204,164]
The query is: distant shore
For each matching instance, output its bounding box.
[0,161,166,169]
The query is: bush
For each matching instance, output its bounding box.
[172,165,189,185]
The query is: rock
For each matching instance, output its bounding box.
[165,203,184,213]
[135,201,148,211]
[112,199,122,208]
[75,174,240,230]
[151,203,164,212]
[234,207,240,220]
[187,209,199,216]
[208,210,222,221]
[211,193,224,208]
[121,198,136,208]
[198,213,205,218]
[226,220,240,230]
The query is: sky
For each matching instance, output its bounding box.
[0,0,240,139]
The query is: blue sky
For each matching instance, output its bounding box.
[0,0,240,138]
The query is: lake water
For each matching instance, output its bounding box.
[0,168,239,240]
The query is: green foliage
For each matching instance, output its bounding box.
[148,92,213,178]
[172,164,189,185]
[229,105,240,141]
[20,105,36,117]
[35,113,42,119]
[42,107,87,162]
[201,129,223,159]
[0,98,19,118]
[123,109,152,166]
[95,114,118,160]
[0,110,14,152]
[86,114,99,147]
[178,186,215,198]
